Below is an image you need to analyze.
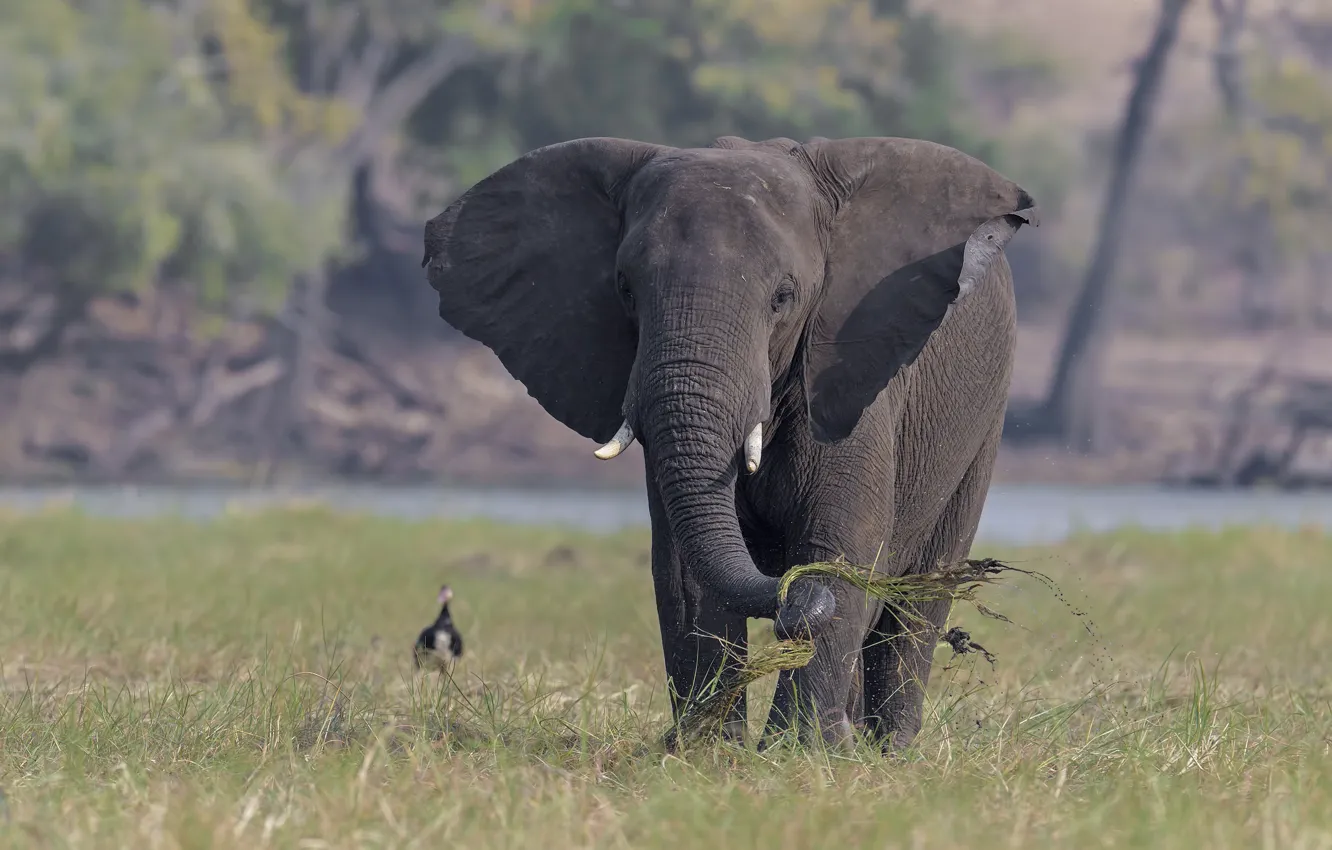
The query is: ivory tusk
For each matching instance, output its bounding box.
[594,421,635,460]
[744,423,762,473]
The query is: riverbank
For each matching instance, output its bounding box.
[5,286,1332,489]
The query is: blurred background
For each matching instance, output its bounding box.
[2,0,1331,499]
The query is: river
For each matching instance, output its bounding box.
[3,483,1332,546]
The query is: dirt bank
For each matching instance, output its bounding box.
[3,285,1331,488]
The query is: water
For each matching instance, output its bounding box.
[3,483,1332,545]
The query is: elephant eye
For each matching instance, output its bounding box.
[617,272,635,313]
[771,281,796,313]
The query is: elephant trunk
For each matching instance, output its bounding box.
[636,357,835,634]
[639,372,775,619]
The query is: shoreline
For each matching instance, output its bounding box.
[5,288,1332,491]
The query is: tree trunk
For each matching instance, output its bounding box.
[1208,0,1276,332]
[254,270,329,485]
[1211,0,1248,119]
[1034,0,1194,450]
[286,1,497,340]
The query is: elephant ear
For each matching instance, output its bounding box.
[799,137,1040,443]
[422,138,666,443]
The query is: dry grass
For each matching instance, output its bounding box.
[779,555,1054,630]
[667,638,816,747]
[2,505,1332,848]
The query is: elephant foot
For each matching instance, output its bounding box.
[756,711,856,754]
[661,714,748,753]
[817,710,857,753]
[886,727,921,755]
[661,724,682,753]
[862,717,921,756]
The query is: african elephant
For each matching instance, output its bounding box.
[421,134,1038,751]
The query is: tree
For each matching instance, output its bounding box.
[1211,0,1249,119]
[1152,1,1332,330]
[0,0,350,368]
[171,0,538,477]
[1009,0,1194,450]
[428,0,995,157]
[1,0,1041,482]
[371,0,1000,336]
[255,0,537,336]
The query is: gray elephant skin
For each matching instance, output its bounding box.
[421,134,1039,751]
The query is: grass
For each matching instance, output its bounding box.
[2,504,1332,848]
[778,555,1052,629]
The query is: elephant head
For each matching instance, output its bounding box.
[422,135,1037,637]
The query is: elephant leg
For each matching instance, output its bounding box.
[861,437,1000,752]
[860,594,951,753]
[646,477,749,746]
[755,425,897,751]
[762,575,879,750]
[760,525,885,751]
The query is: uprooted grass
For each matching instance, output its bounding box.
[3,507,1332,848]
[666,638,816,747]
[672,558,1050,744]
[779,555,1057,631]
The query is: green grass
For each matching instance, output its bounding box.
[2,504,1332,848]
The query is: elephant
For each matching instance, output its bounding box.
[421,133,1039,751]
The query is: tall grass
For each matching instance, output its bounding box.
[2,508,1331,847]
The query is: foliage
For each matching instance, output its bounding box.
[779,556,1048,631]
[0,0,349,316]
[0,0,1029,332]
[1122,8,1332,330]
[413,0,998,176]
[1231,55,1332,259]
[953,27,1074,213]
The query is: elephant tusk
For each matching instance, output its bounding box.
[594,421,635,460]
[744,423,762,473]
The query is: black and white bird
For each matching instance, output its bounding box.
[413,584,465,673]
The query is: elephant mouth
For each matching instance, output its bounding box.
[594,418,766,474]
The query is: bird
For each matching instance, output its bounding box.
[413,584,464,674]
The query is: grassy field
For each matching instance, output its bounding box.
[2,506,1331,848]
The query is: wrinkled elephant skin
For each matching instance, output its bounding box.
[422,134,1039,750]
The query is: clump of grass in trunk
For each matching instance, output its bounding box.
[665,638,816,748]
[667,557,1051,747]
[780,556,1051,632]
